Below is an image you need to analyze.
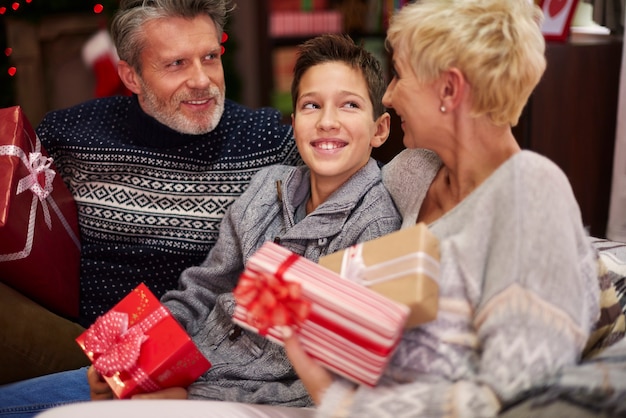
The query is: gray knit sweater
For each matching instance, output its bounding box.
[317,149,600,418]
[161,158,402,406]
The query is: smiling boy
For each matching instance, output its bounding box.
[156,33,401,405]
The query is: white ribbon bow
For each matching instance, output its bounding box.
[16,152,56,229]
[340,244,440,286]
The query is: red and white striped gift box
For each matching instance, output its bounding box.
[233,242,409,387]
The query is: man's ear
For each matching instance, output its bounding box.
[370,111,391,148]
[117,60,142,95]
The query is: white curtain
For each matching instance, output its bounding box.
[607,41,626,242]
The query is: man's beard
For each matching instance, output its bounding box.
[139,79,225,135]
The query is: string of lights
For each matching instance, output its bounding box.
[1,0,119,79]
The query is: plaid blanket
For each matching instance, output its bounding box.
[505,238,626,417]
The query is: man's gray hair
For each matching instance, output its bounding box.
[111,0,233,72]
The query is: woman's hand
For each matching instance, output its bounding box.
[281,326,333,405]
[87,365,114,400]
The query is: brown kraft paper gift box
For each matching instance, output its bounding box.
[318,223,440,328]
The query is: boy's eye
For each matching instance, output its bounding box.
[302,102,319,110]
[344,101,359,109]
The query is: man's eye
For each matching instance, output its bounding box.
[170,60,183,67]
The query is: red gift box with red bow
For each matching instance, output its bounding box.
[76,283,211,399]
[233,242,409,387]
[0,106,80,318]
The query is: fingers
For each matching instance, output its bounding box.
[87,365,114,400]
[131,387,188,400]
[87,365,188,400]
[281,326,333,405]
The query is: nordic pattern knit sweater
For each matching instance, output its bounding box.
[36,95,301,326]
[317,149,601,418]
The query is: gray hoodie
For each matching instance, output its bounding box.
[161,158,401,406]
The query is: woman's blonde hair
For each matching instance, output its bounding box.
[386,0,546,126]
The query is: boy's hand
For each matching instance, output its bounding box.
[87,365,114,400]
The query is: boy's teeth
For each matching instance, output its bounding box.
[318,142,341,150]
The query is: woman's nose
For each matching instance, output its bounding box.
[382,84,394,108]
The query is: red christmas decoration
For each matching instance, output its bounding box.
[82,29,131,98]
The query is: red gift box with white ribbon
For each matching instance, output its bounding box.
[233,242,409,387]
[76,283,211,399]
[0,106,81,318]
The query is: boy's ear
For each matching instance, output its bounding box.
[117,60,142,95]
[370,112,391,148]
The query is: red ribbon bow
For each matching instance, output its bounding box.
[234,254,311,335]
[82,310,148,377]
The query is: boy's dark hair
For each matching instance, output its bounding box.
[291,34,386,119]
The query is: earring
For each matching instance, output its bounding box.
[440,105,446,113]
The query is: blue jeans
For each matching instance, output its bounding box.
[0,367,90,418]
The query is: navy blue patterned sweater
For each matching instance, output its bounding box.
[37,95,300,326]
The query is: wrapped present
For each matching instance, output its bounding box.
[76,283,211,399]
[233,242,409,387]
[319,223,440,328]
[0,106,80,318]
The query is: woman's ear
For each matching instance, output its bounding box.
[117,60,142,95]
[440,68,466,111]
[370,112,391,148]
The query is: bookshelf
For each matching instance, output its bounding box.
[260,1,415,113]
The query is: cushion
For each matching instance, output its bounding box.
[582,238,626,358]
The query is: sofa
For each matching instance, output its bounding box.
[1,237,625,418]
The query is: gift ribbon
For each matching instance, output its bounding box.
[16,151,55,229]
[0,131,81,263]
[233,247,404,357]
[234,253,311,335]
[82,306,169,393]
[339,243,440,286]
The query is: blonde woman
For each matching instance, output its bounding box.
[284,1,602,417]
